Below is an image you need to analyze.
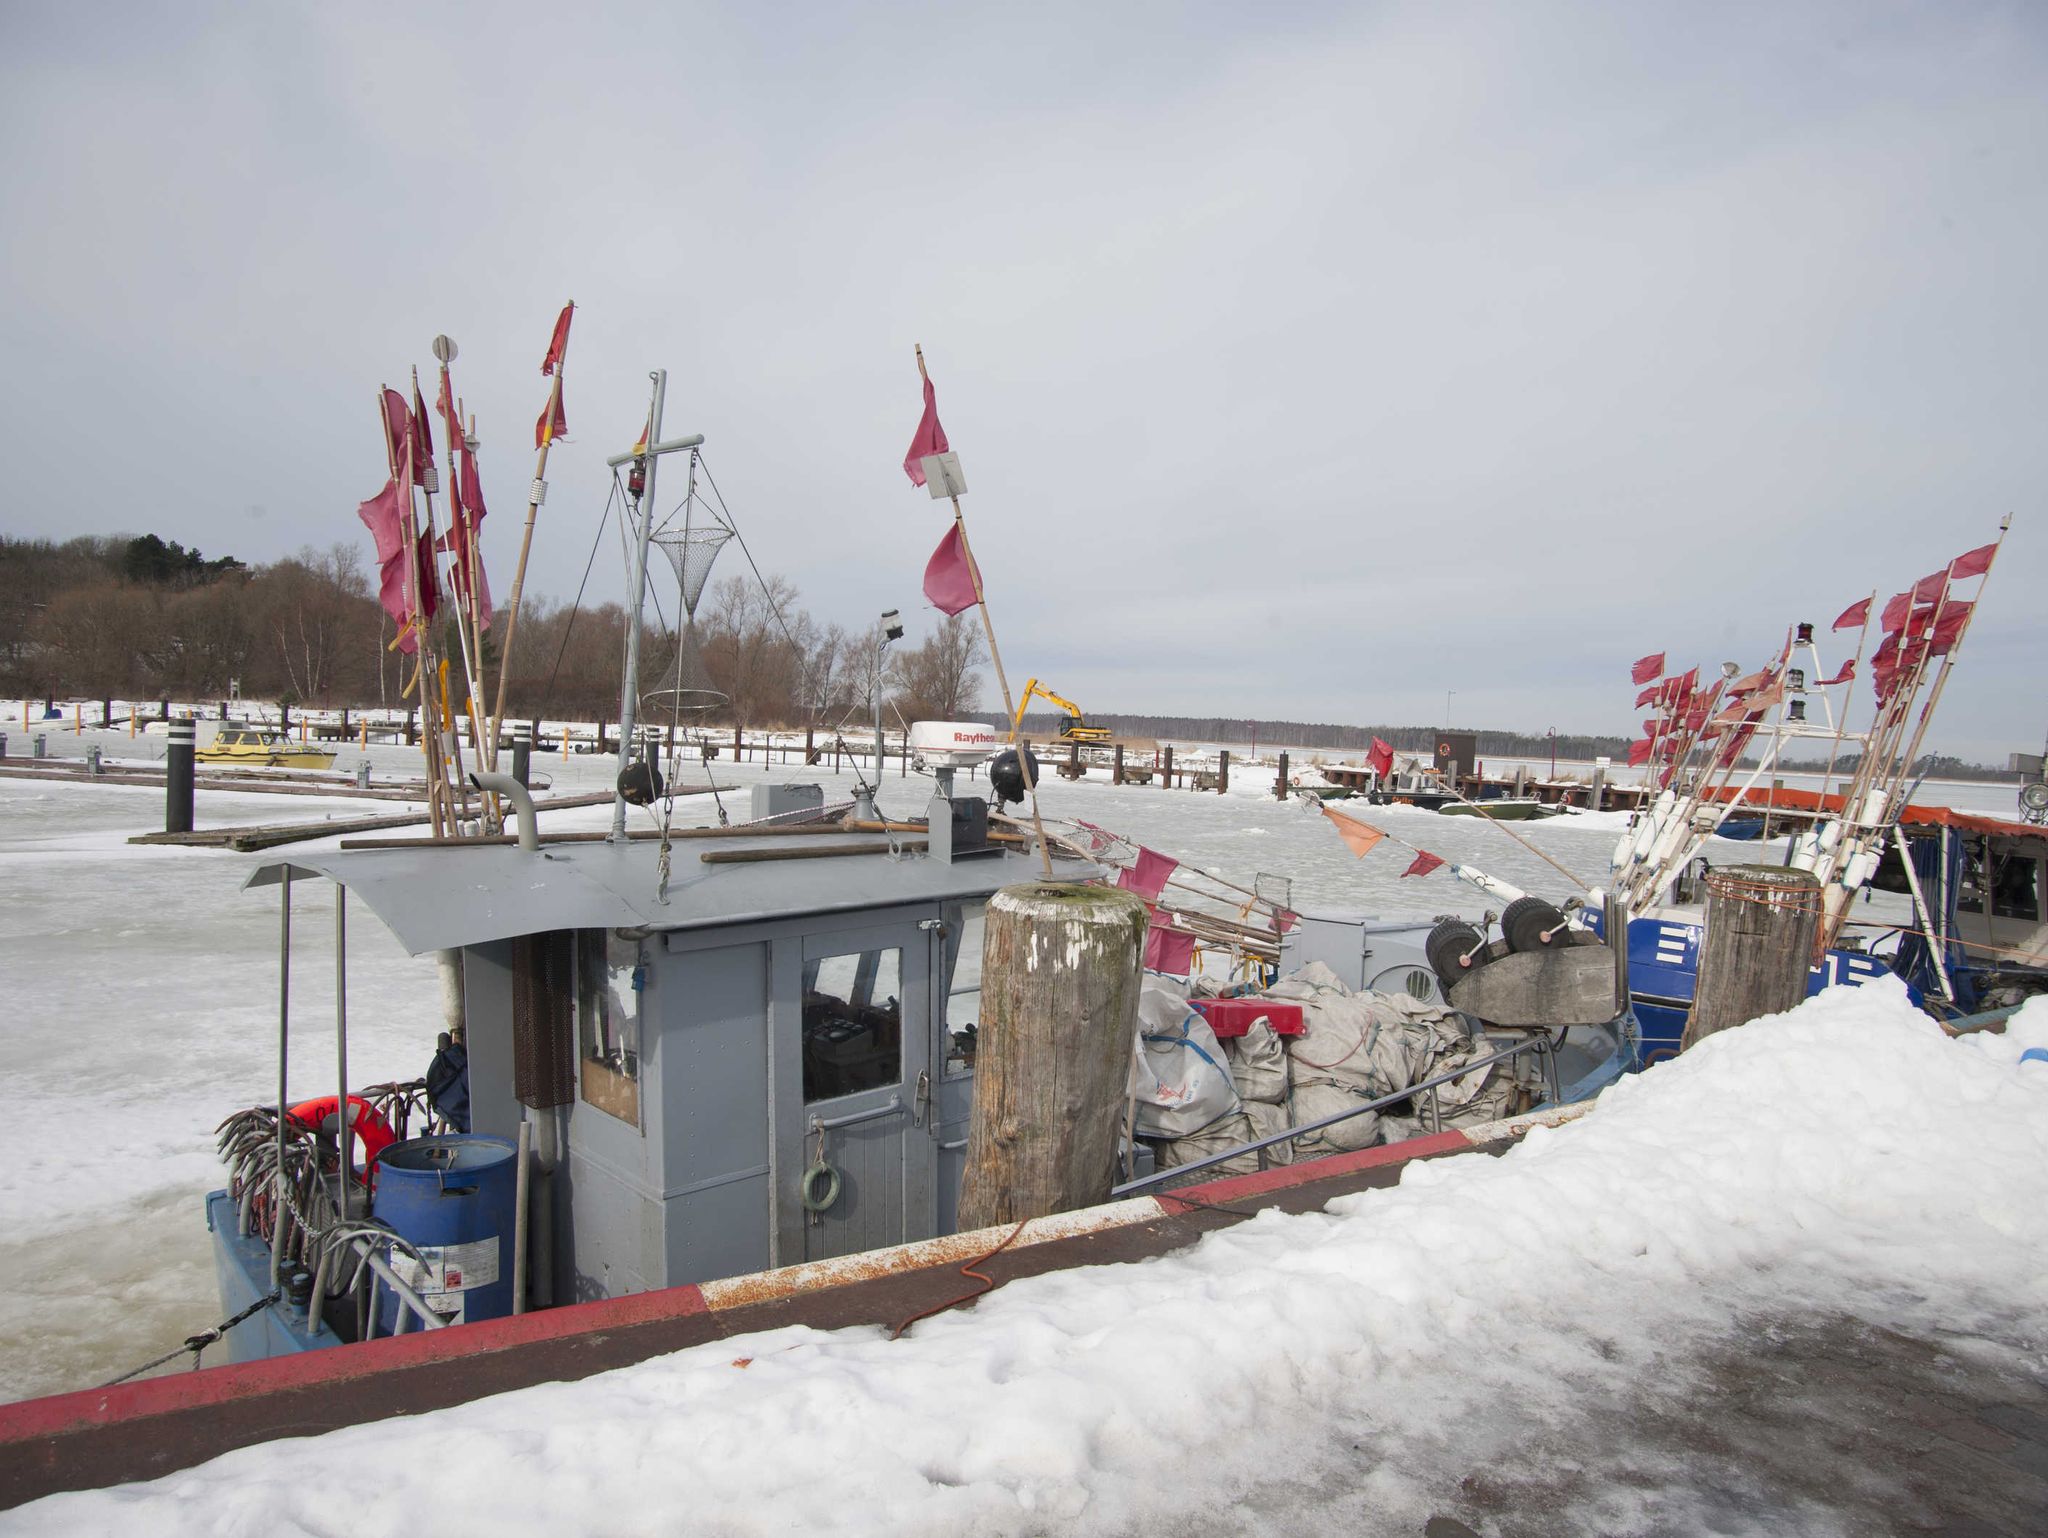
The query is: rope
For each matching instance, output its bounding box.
[888,1218,1031,1340]
[533,479,620,728]
[102,1290,279,1385]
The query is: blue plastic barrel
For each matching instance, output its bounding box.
[370,1134,518,1332]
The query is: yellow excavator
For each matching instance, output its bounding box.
[1014,678,1114,743]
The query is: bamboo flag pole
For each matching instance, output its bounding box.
[378,387,447,838]
[1815,590,1877,804]
[1886,516,2011,808]
[435,357,491,770]
[413,368,477,826]
[489,301,573,759]
[915,344,1054,880]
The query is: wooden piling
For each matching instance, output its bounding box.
[1162,744,1174,789]
[1276,751,1289,799]
[1682,865,1822,1051]
[958,884,1148,1230]
[1217,749,1229,794]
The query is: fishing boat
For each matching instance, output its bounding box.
[1588,525,2031,1057]
[1438,798,1560,821]
[198,724,338,771]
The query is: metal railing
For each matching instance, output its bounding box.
[1110,1032,1561,1198]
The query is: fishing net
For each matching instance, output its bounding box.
[654,525,732,620]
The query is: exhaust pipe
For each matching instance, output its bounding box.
[471,770,539,852]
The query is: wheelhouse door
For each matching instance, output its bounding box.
[788,921,934,1263]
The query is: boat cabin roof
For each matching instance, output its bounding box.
[248,831,1098,954]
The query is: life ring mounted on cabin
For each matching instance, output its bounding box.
[287,1094,398,1175]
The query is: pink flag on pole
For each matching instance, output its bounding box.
[1949,542,1996,580]
[1832,597,1871,631]
[903,376,950,487]
[1817,658,1856,686]
[1634,685,1658,708]
[1630,652,1665,684]
[1910,569,1948,604]
[922,524,979,616]
[1116,846,1179,900]
[1626,738,1654,767]
[1928,601,1973,655]
[1143,920,1197,974]
[1401,850,1444,879]
[1366,737,1395,778]
[1880,591,1912,634]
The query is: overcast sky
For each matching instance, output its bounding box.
[2,2,2041,758]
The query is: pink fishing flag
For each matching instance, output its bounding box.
[1832,597,1871,632]
[1817,658,1856,687]
[1366,737,1395,777]
[1630,652,1665,684]
[1626,738,1654,767]
[922,523,980,615]
[1928,601,1972,655]
[903,376,949,487]
[1116,846,1179,900]
[1880,591,1912,634]
[1634,685,1658,708]
[1143,920,1197,975]
[1949,542,1996,580]
[1401,850,1444,879]
[1910,568,1948,604]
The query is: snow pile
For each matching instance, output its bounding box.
[14,983,2047,1536]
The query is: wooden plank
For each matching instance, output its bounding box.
[127,793,617,851]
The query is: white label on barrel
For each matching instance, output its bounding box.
[393,1236,500,1298]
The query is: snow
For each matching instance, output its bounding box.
[7,984,2045,1535]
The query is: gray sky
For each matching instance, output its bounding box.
[2,1,2042,757]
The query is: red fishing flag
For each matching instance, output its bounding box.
[1817,658,1856,687]
[381,388,414,475]
[1911,568,1948,604]
[1880,591,1911,633]
[1928,601,1973,656]
[411,383,435,471]
[535,383,566,449]
[540,302,574,376]
[1626,738,1654,767]
[1401,850,1445,879]
[903,375,949,487]
[922,524,980,616]
[1832,597,1871,632]
[1949,542,1996,581]
[1726,669,1768,697]
[1634,685,1657,708]
[1143,918,1197,975]
[1116,847,1179,900]
[1630,652,1665,684]
[1366,737,1395,778]
[1319,803,1386,857]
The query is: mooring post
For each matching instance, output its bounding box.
[1217,749,1230,794]
[1162,743,1174,789]
[1276,751,1289,799]
[1113,743,1125,785]
[1682,865,1822,1051]
[734,723,743,765]
[165,719,195,834]
[1589,755,1607,811]
[511,721,532,788]
[958,884,1148,1230]
[805,723,816,764]
[1067,741,1080,779]
[101,698,111,728]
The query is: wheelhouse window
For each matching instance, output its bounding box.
[942,901,986,1078]
[577,930,643,1124]
[802,946,901,1103]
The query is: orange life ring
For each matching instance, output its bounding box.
[287,1094,398,1172]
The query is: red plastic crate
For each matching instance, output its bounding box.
[1189,998,1305,1038]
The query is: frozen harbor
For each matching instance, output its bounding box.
[0,733,2021,1403]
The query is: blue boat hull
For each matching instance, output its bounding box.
[1605,915,1907,1062]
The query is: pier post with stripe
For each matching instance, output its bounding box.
[165,720,195,834]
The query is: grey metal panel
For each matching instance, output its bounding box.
[460,942,519,1141]
[655,942,771,1283]
[766,937,805,1269]
[563,1146,656,1302]
[247,840,1098,956]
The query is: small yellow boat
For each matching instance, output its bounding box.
[197,725,337,771]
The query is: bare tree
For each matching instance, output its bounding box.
[892,613,988,723]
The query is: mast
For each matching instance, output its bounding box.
[612,369,666,842]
